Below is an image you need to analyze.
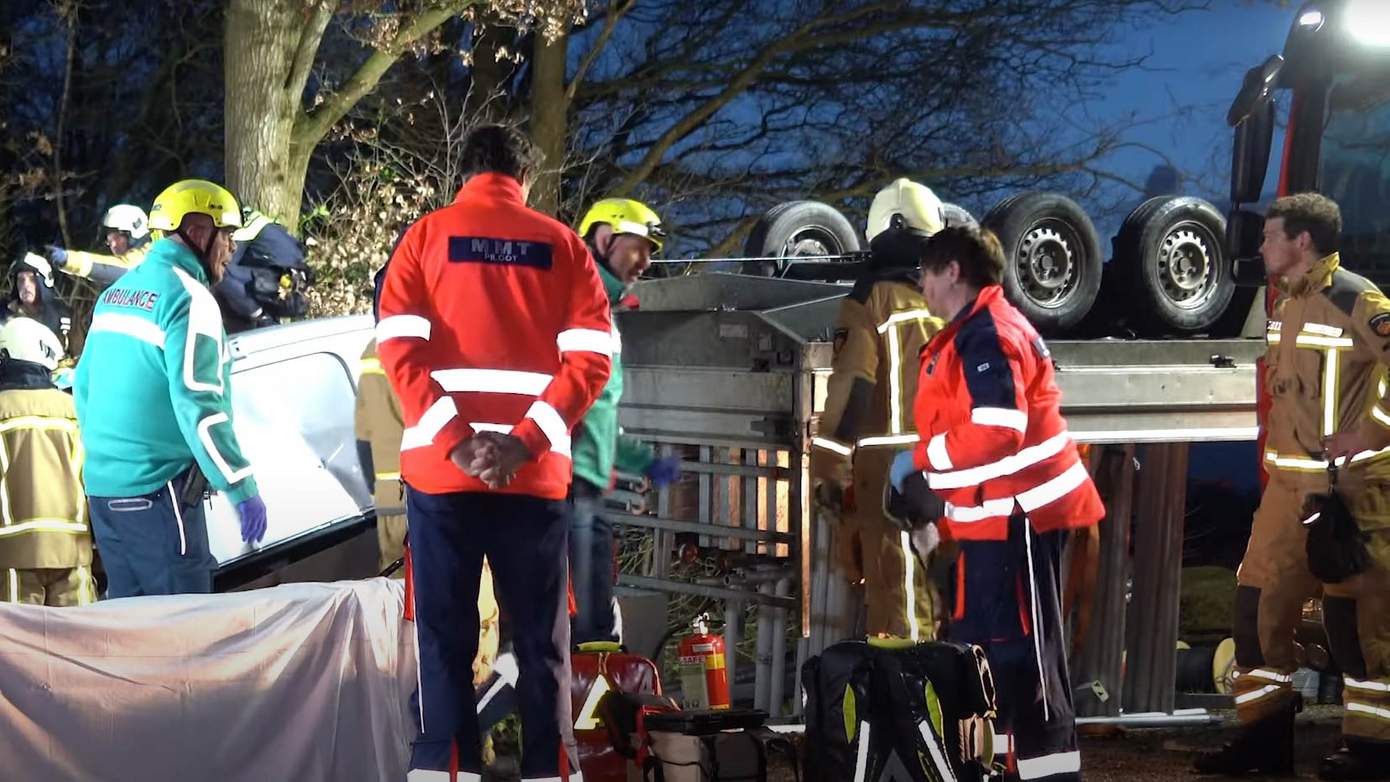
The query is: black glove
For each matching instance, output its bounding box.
[883,470,944,532]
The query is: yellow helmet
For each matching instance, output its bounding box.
[578,198,666,251]
[149,179,243,232]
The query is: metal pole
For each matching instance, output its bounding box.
[618,575,795,608]
[755,581,775,710]
[726,600,744,704]
[1073,445,1136,718]
[792,637,808,717]
[1124,443,1189,714]
[1075,709,1221,728]
[769,576,791,718]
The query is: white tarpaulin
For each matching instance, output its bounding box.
[0,578,417,781]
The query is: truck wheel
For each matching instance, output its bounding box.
[942,202,977,229]
[982,192,1102,335]
[1114,196,1233,335]
[740,200,862,277]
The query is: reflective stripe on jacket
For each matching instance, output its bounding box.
[0,384,90,569]
[812,273,940,520]
[1263,252,1390,490]
[356,339,403,510]
[64,242,151,287]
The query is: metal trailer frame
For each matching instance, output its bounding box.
[611,273,1264,718]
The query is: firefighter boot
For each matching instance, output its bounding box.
[1193,696,1298,776]
[1318,738,1390,780]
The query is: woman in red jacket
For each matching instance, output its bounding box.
[891,225,1104,782]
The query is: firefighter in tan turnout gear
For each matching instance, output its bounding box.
[0,317,94,606]
[1196,194,1390,781]
[354,338,500,684]
[356,338,409,574]
[811,178,945,640]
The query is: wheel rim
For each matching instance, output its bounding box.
[1156,221,1221,310]
[1014,219,1082,309]
[776,225,841,275]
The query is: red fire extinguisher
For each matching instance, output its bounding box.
[677,613,730,710]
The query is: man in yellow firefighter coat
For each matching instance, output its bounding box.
[810,178,946,640]
[0,317,94,605]
[48,204,154,287]
[1197,193,1390,781]
[355,337,498,682]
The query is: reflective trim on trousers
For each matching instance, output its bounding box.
[1235,684,1285,705]
[1017,750,1082,780]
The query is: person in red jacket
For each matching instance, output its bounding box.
[890,225,1104,782]
[376,124,612,782]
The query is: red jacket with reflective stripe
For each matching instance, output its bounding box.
[376,173,612,500]
[911,285,1103,540]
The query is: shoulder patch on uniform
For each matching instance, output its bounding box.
[1369,312,1390,339]
[1328,269,1378,316]
[832,327,849,355]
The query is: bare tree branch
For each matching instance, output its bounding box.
[292,2,469,150]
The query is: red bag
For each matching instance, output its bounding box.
[569,644,668,782]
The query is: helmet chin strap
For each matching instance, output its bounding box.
[590,232,618,277]
[176,226,217,274]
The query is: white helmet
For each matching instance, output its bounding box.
[102,204,150,240]
[18,252,56,288]
[0,317,64,370]
[866,178,945,242]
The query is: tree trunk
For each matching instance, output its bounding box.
[53,4,77,247]
[529,29,568,217]
[223,0,304,224]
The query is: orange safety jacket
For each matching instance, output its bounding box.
[376,173,612,500]
[912,285,1103,540]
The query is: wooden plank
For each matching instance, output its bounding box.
[1072,444,1136,718]
[1123,442,1190,714]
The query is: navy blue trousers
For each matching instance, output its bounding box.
[406,487,578,780]
[88,474,214,598]
[949,515,1081,782]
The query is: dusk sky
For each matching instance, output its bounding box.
[1091,5,1296,487]
[1088,3,1293,231]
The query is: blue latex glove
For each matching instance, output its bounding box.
[237,495,268,544]
[889,449,917,492]
[645,456,682,489]
[46,245,67,268]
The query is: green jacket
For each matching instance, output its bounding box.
[571,263,655,491]
[74,238,259,503]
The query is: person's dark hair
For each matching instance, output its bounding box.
[1266,192,1341,254]
[460,124,542,182]
[919,225,1006,288]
